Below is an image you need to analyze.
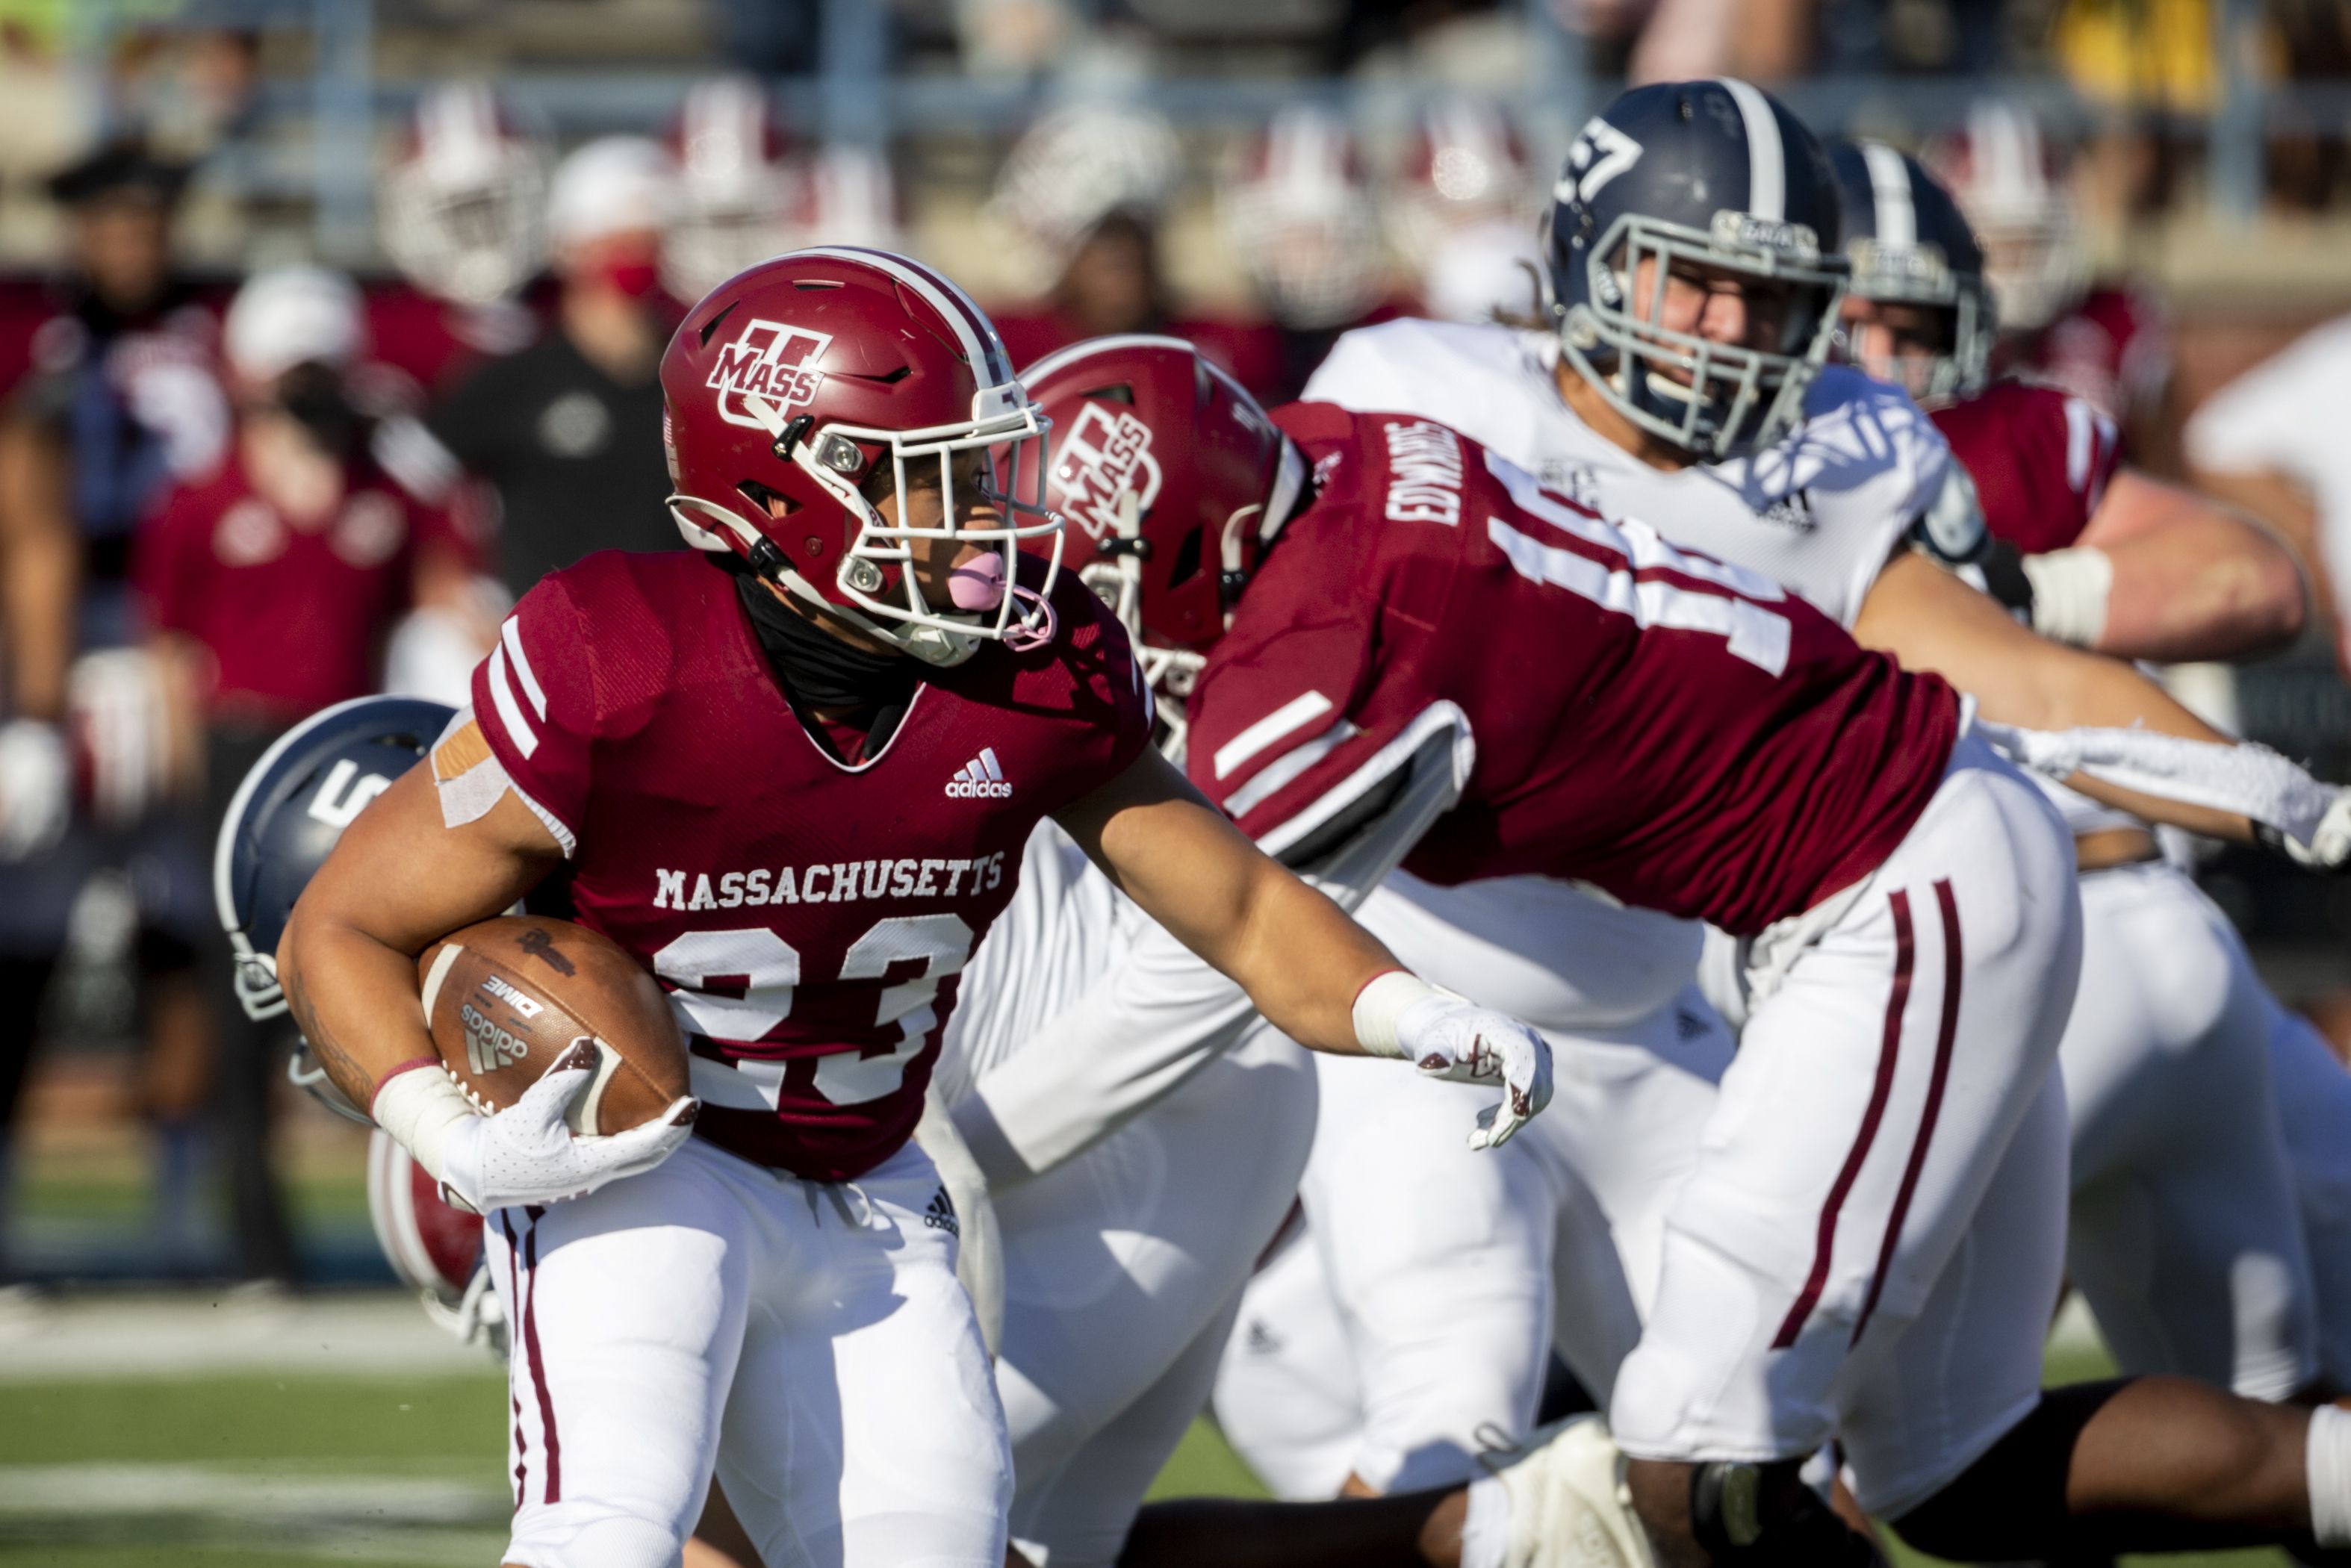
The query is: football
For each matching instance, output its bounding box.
[416,915,690,1136]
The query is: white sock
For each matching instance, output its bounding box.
[1458,1473,1510,1568]
[2309,1404,2351,1546]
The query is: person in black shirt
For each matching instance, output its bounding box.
[390,136,681,603]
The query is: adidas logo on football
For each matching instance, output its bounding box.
[923,1186,960,1235]
[945,747,1013,799]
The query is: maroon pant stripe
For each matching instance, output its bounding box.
[518,1208,562,1503]
[1851,878,1964,1348]
[500,1212,529,1504]
[1770,888,1916,1351]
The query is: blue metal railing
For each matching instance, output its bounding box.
[61,0,2323,266]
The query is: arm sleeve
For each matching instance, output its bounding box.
[465,576,596,853]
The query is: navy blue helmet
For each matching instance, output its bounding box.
[214,696,453,1113]
[1829,140,1994,400]
[1544,78,1847,459]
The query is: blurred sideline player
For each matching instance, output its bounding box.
[138,265,475,1283]
[986,102,1282,402]
[277,248,1553,1568]
[1833,140,2351,1400]
[1237,76,2351,1564]
[0,140,229,1273]
[369,83,550,399]
[1926,100,2173,456]
[1022,334,2351,1568]
[1386,102,1544,328]
[1217,105,1414,400]
[376,135,681,617]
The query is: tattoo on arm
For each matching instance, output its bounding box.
[283,968,379,1113]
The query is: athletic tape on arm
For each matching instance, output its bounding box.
[1978,719,2340,846]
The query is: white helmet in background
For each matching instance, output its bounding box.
[547,135,679,252]
[223,264,364,384]
[1390,100,1541,324]
[379,84,550,307]
[1925,100,2086,332]
[663,75,799,304]
[781,141,904,255]
[990,102,1181,269]
[1220,106,1386,332]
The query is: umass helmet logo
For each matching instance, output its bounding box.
[707,319,834,429]
[1051,401,1163,544]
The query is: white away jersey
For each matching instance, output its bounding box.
[1302,318,1980,630]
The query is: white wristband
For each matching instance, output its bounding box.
[2021,546,2112,647]
[371,1065,478,1186]
[2309,1404,2351,1546]
[1352,969,1441,1059]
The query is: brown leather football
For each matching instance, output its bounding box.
[416,916,689,1136]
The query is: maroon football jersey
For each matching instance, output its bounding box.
[1998,282,2170,429]
[469,550,1152,1180]
[362,278,543,396]
[135,456,430,722]
[1931,380,2119,556]
[1187,405,1961,937]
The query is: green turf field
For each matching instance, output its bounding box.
[0,1363,2293,1567]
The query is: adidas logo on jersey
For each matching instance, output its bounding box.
[923,1186,960,1235]
[945,747,1012,799]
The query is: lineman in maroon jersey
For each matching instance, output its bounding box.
[275,250,1553,1568]
[1018,337,2351,1568]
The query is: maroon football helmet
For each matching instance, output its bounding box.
[366,1129,505,1354]
[661,247,1062,666]
[1018,335,1307,731]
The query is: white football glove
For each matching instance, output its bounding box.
[374,1039,698,1214]
[1355,971,1555,1150]
[2262,790,2351,872]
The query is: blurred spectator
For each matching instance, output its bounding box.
[1386,100,1543,326]
[135,265,466,1282]
[1928,100,2174,454]
[2186,314,2351,671]
[987,103,1281,394]
[1219,105,1412,399]
[379,137,681,606]
[0,140,228,1276]
[370,83,552,397]
[663,75,798,307]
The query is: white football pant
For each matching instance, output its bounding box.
[1612,737,2082,1521]
[488,1136,1010,1568]
[996,1022,1316,1567]
[2061,859,2319,1399]
[1216,859,1732,1496]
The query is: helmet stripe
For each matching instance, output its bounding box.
[1016,331,1195,385]
[1718,78,1785,221]
[798,246,1015,388]
[1861,143,1916,249]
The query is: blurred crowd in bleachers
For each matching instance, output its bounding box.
[4,0,2351,1286]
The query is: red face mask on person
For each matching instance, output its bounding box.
[600,257,663,299]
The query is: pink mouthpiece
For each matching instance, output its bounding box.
[947,553,1008,611]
